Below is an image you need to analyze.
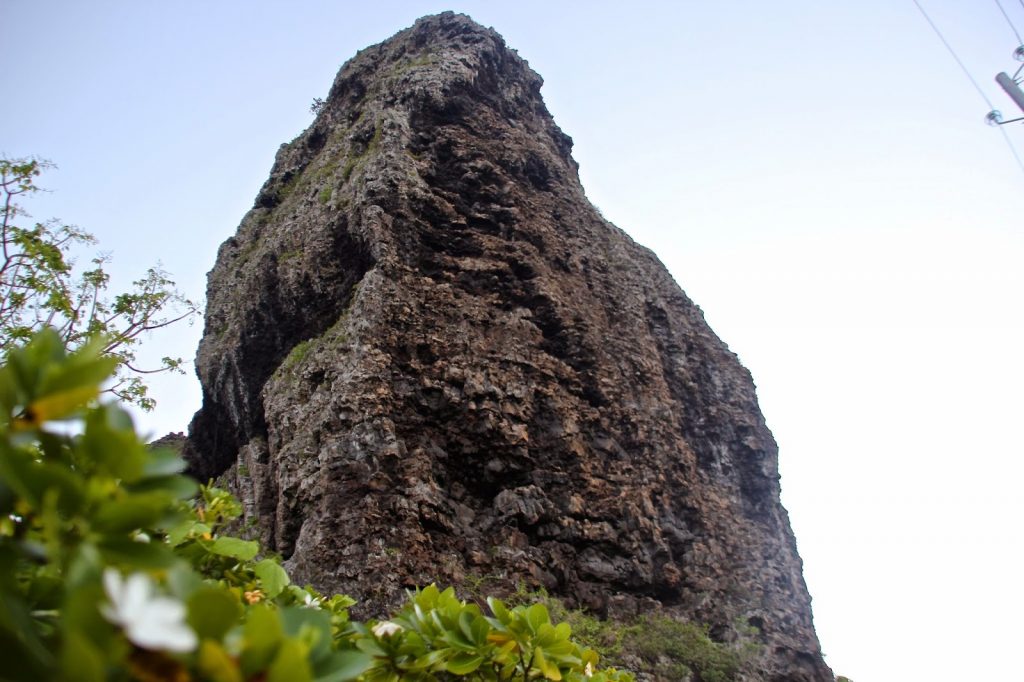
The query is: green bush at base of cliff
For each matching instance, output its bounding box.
[627,616,741,682]
[497,585,753,682]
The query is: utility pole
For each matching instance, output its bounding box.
[988,46,1024,125]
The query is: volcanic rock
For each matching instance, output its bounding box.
[185,12,832,680]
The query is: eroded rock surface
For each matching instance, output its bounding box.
[186,13,832,680]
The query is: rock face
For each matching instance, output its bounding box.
[186,13,831,680]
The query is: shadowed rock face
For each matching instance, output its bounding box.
[186,12,832,680]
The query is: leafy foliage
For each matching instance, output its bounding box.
[625,616,744,682]
[495,586,759,682]
[0,157,198,409]
[354,586,631,681]
[0,330,632,681]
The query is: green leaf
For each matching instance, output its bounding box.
[441,624,475,651]
[166,560,203,599]
[0,590,53,672]
[313,650,374,682]
[280,606,331,662]
[65,542,103,591]
[0,444,83,513]
[542,638,576,660]
[92,492,175,533]
[188,586,243,641]
[534,646,562,680]
[446,652,485,675]
[79,405,146,480]
[268,639,312,682]
[96,536,177,568]
[535,623,556,645]
[456,610,475,641]
[493,639,519,665]
[59,631,106,682]
[198,640,243,682]
[470,613,491,647]
[61,581,121,663]
[125,473,198,500]
[488,596,511,623]
[416,584,440,609]
[241,605,284,676]
[21,384,98,425]
[166,519,207,547]
[525,603,551,634]
[37,337,117,397]
[142,448,188,476]
[208,536,259,561]
[354,637,387,657]
[402,648,446,672]
[6,330,63,399]
[255,559,291,599]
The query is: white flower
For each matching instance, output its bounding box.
[584,661,594,677]
[371,620,403,637]
[101,568,197,653]
[303,592,322,609]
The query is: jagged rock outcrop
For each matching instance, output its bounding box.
[149,431,187,453]
[185,13,832,680]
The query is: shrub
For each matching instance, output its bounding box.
[503,586,756,682]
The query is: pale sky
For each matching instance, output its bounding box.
[3,2,1022,680]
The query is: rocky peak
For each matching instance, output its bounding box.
[185,12,833,680]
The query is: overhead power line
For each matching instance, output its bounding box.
[912,0,997,109]
[994,0,1023,45]
[998,125,1024,173]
